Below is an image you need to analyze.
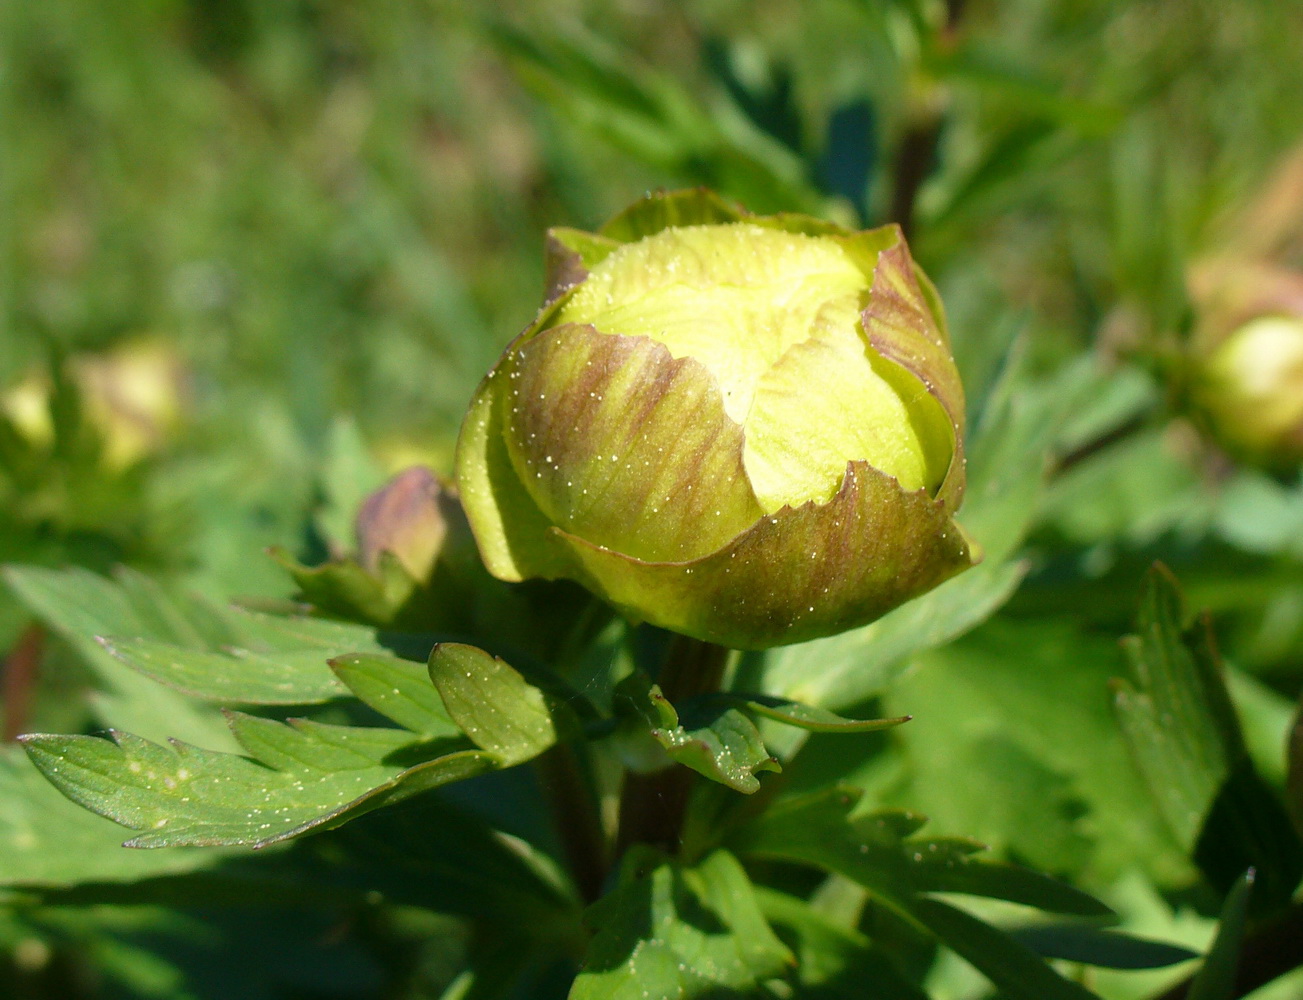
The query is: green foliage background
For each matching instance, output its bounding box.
[3,1,1303,998]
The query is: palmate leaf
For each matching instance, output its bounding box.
[570,847,793,1000]
[4,563,408,710]
[729,784,1113,1000]
[17,641,573,849]
[20,717,498,848]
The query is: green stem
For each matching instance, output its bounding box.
[1151,901,1303,1000]
[536,743,608,904]
[534,595,613,903]
[615,636,731,855]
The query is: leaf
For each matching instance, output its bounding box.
[0,746,224,888]
[570,847,794,999]
[614,672,781,794]
[1113,565,1242,848]
[1010,924,1198,970]
[330,651,459,738]
[906,897,1101,1000]
[1187,870,1254,1000]
[755,887,930,1000]
[1115,566,1303,907]
[20,715,498,848]
[99,637,350,706]
[870,618,1188,884]
[723,694,910,733]
[428,643,578,767]
[732,785,1110,918]
[3,565,237,749]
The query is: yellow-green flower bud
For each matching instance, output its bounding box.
[455,190,976,649]
[1195,314,1303,471]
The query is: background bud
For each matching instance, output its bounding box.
[355,466,449,582]
[1195,313,1303,471]
[456,190,976,650]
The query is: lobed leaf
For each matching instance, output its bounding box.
[614,672,781,794]
[330,651,459,738]
[570,847,793,999]
[20,718,497,849]
[906,897,1100,1000]
[428,643,580,767]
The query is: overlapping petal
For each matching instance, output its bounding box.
[555,461,974,650]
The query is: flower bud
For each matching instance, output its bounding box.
[455,190,976,649]
[1195,314,1303,471]
[355,466,450,582]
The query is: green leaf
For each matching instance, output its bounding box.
[570,847,793,999]
[1115,566,1303,907]
[724,694,910,733]
[99,637,350,705]
[871,618,1187,885]
[732,785,1110,918]
[754,887,930,999]
[1010,924,1198,970]
[270,545,416,629]
[21,716,498,848]
[330,651,459,738]
[1187,870,1254,1000]
[428,643,578,767]
[1113,565,1243,848]
[0,746,224,888]
[614,672,781,794]
[3,565,237,749]
[906,897,1101,1000]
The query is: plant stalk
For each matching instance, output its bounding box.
[3,622,44,742]
[615,635,731,855]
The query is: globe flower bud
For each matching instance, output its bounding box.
[455,190,976,649]
[1195,314,1303,471]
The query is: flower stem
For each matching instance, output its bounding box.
[536,742,608,904]
[615,635,731,855]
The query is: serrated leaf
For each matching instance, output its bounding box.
[731,785,1114,998]
[1113,566,1243,848]
[97,603,411,706]
[614,672,780,794]
[733,785,1110,918]
[1115,566,1303,907]
[570,847,793,1000]
[21,717,498,848]
[724,693,910,733]
[1187,870,1254,1000]
[1010,924,1198,970]
[100,637,350,705]
[330,652,459,738]
[755,887,930,1000]
[428,643,577,767]
[0,746,224,888]
[907,897,1101,1000]
[3,565,238,749]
